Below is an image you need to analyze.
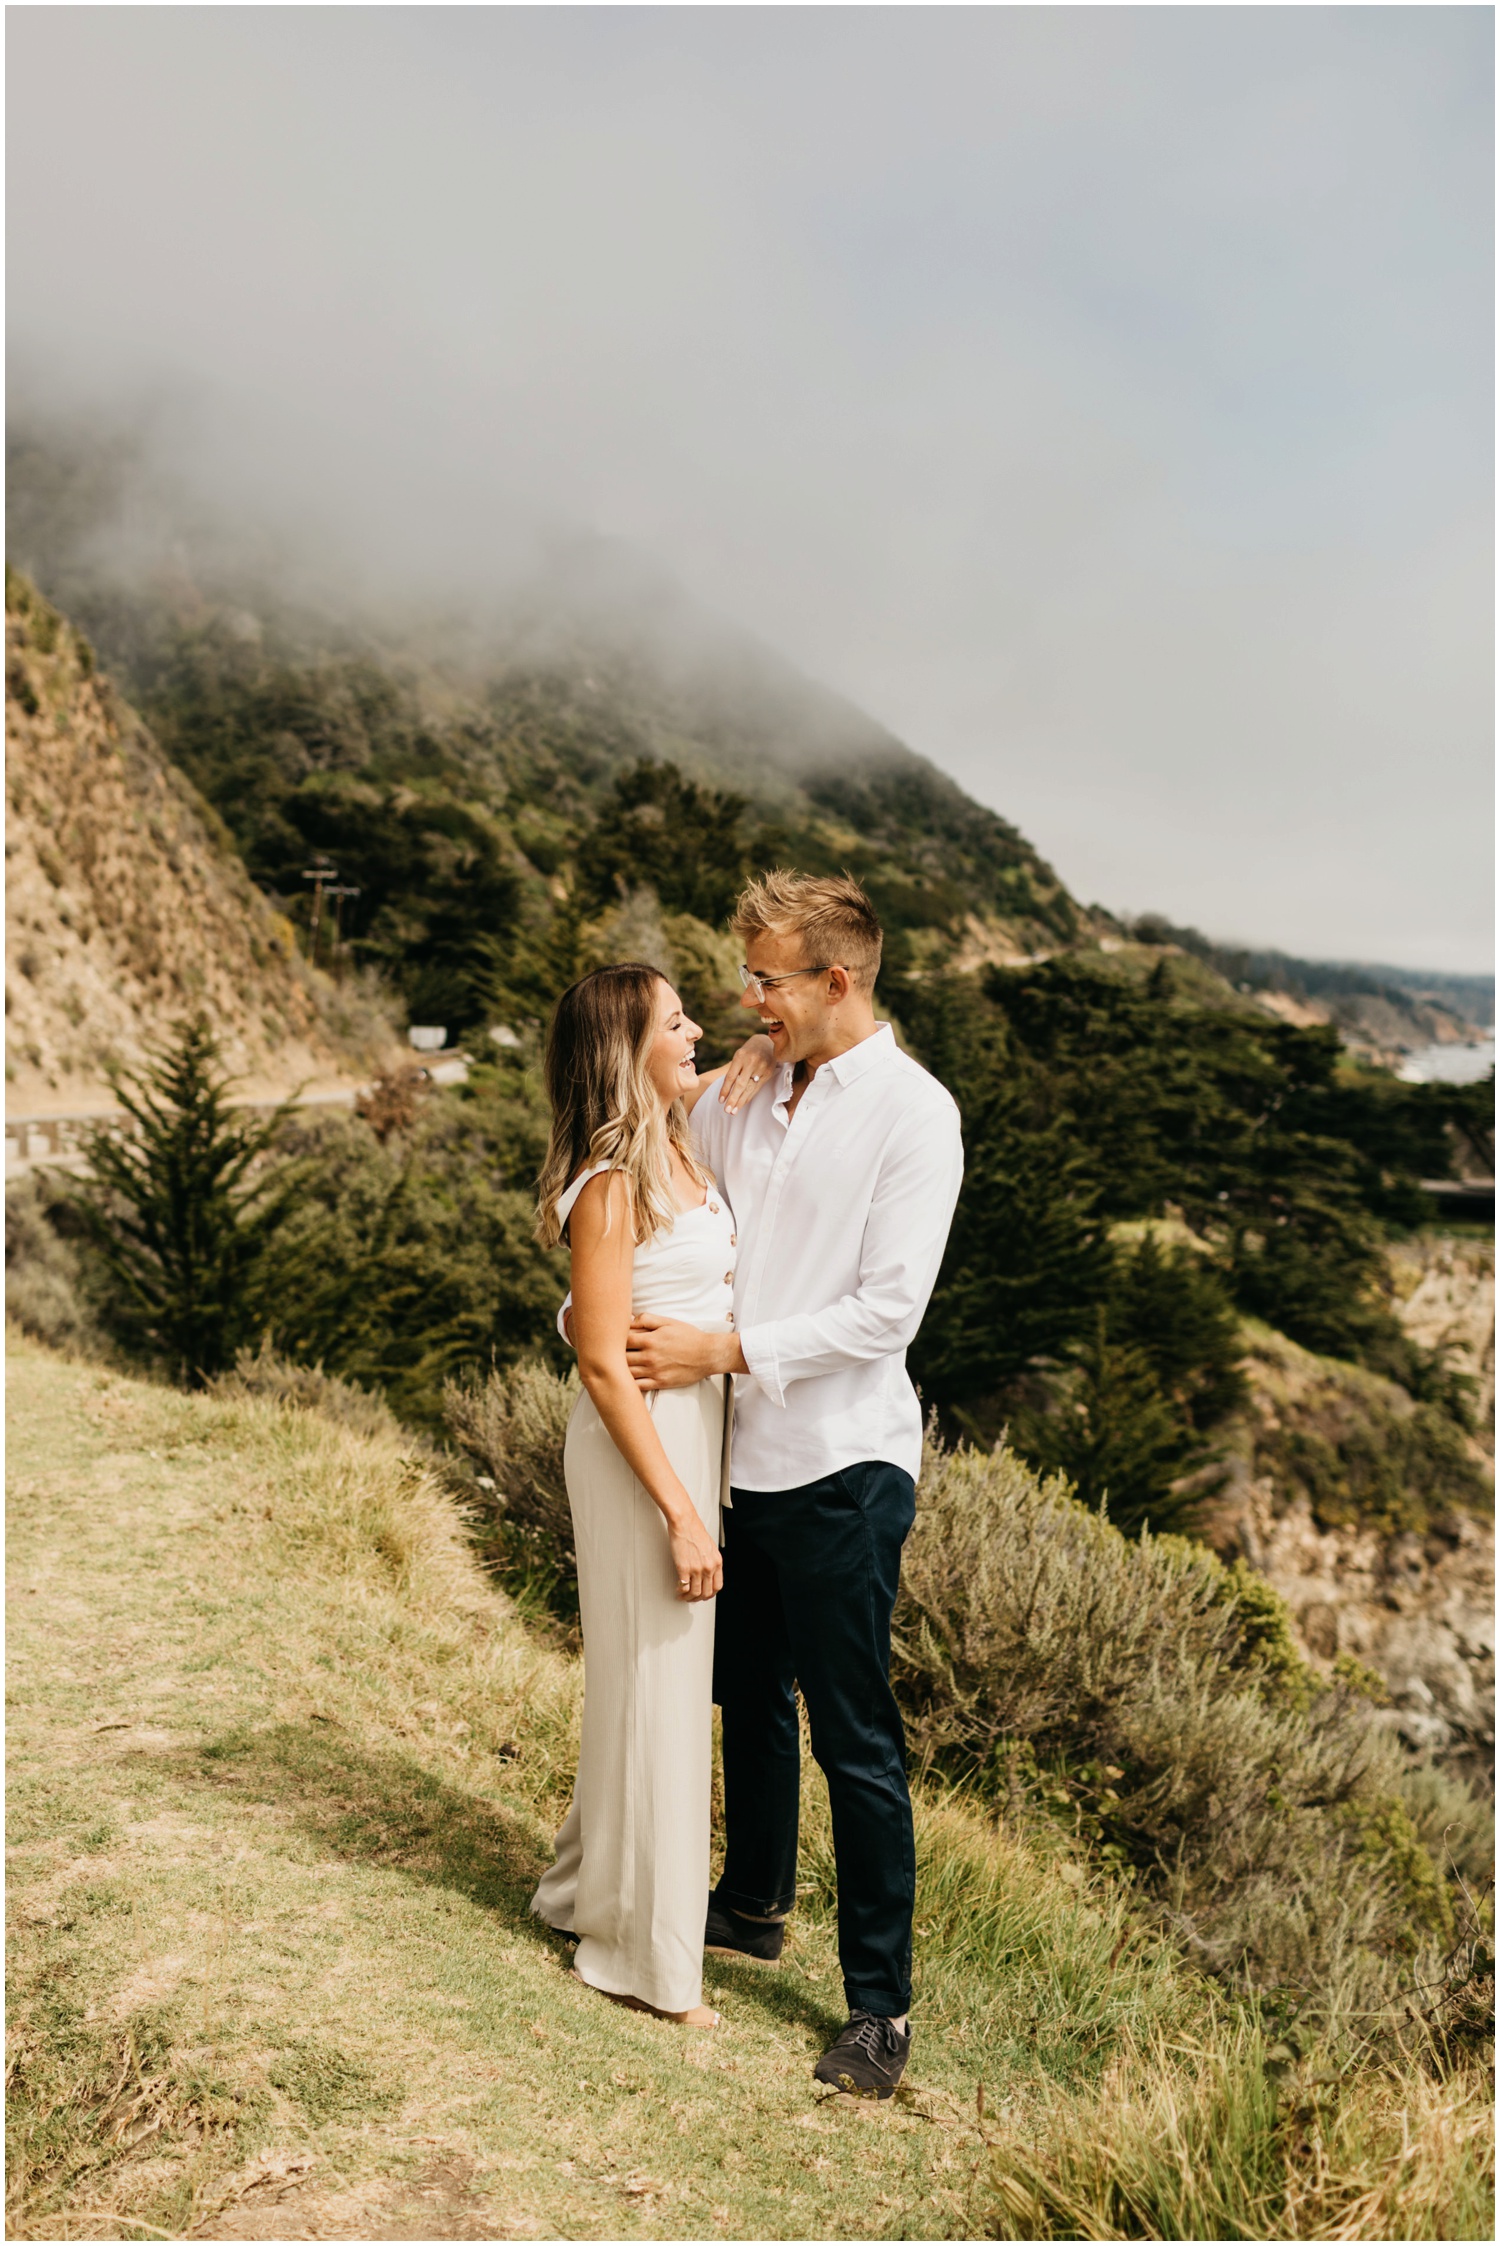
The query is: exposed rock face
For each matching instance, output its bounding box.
[1206,1465,1494,1778]
[1201,1254,1496,1781]
[1251,982,1485,1068]
[1388,1234,1495,1454]
[5,573,386,1111]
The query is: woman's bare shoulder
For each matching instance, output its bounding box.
[568,1167,636,1240]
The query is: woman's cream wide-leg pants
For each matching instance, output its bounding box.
[531,1378,723,2014]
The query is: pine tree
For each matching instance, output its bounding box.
[66,1019,306,1384]
[1011,1305,1205,1538]
[1107,1231,1247,1429]
[912,1080,1112,1409]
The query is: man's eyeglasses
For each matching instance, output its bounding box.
[738,964,830,1004]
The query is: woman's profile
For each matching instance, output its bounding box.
[530,961,769,2026]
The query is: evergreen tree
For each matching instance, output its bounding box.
[576,760,752,925]
[1011,1306,1206,1538]
[66,1019,306,1384]
[912,1076,1111,1410]
[1107,1231,1247,1429]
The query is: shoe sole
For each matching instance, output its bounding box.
[704,1942,782,1966]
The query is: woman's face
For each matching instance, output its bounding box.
[646,980,703,1108]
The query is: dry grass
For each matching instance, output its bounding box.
[6,1334,1493,2241]
[984,2022,1493,2241]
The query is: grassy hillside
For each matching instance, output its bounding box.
[7,1337,1493,2241]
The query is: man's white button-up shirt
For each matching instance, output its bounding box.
[690,1022,964,1490]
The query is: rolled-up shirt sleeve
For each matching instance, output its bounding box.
[737,1103,963,1406]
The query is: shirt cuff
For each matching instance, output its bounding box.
[737,1322,786,1408]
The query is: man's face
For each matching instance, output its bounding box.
[740,929,835,1067]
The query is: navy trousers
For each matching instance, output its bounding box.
[712,1459,917,2018]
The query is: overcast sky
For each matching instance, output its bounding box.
[7,5,1494,970]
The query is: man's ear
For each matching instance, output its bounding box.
[825,965,852,1003]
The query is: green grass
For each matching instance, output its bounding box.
[6,1336,1493,2240]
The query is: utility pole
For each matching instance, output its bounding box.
[300,860,337,966]
[327,884,361,975]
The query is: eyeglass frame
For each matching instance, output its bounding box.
[737,963,831,1004]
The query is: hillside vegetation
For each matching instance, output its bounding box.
[7,1337,1493,2242]
[4,570,390,1111]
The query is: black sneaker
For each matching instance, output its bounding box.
[703,1891,785,1965]
[813,2011,911,2098]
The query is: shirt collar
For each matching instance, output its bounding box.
[772,1022,896,1115]
[823,1021,897,1086]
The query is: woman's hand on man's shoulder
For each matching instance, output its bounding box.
[715,1033,777,1115]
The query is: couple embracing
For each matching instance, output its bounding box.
[530,872,963,2097]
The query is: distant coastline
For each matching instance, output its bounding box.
[1398,1038,1496,1085]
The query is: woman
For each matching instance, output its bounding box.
[530,962,771,2026]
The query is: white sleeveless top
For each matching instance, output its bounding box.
[556,1165,738,1334]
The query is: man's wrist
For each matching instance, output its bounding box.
[715,1333,748,1377]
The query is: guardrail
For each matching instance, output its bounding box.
[5,1063,472,1181]
[1419,1178,1496,1223]
[5,1087,360,1180]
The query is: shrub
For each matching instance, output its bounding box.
[207,1340,401,1442]
[1396,1759,1495,1895]
[892,1427,1452,2025]
[1242,1323,1492,1538]
[442,1358,579,1620]
[4,1172,113,1361]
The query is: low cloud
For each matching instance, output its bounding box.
[6,7,1492,968]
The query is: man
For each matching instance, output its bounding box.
[625,870,963,2097]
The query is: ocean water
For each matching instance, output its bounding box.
[1397,1039,1496,1085]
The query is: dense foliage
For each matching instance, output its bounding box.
[49,1020,567,1420]
[904,958,1489,1520]
[26,541,1079,1038]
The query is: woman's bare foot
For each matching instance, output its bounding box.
[570,1965,720,2028]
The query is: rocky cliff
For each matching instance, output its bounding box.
[5,571,390,1113]
[1201,1240,1495,1780]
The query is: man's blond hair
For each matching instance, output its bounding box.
[731,870,883,995]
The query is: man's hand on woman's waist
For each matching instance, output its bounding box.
[626,1313,747,1391]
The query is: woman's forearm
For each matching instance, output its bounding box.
[580,1359,698,1526]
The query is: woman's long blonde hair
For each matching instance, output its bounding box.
[535,961,709,1249]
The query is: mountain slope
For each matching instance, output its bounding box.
[4,569,388,1112]
[5,423,1088,997]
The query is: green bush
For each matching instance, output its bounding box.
[4,1172,113,1362]
[892,1427,1456,2025]
[206,1340,402,1442]
[441,1358,579,1625]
